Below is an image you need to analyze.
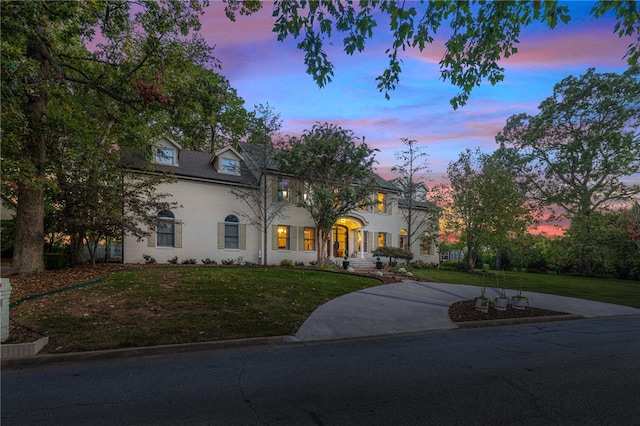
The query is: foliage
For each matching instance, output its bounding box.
[201,258,217,265]
[43,253,71,270]
[224,1,638,108]
[142,254,157,265]
[497,68,640,274]
[446,148,534,269]
[167,256,179,265]
[439,261,472,273]
[280,259,294,267]
[1,0,213,275]
[276,122,378,263]
[391,138,439,252]
[181,258,197,265]
[376,246,414,262]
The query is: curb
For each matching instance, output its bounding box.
[454,314,584,329]
[1,335,288,369]
[1,336,49,359]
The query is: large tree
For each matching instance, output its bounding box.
[277,123,378,264]
[224,1,639,108]
[447,148,533,269]
[496,67,640,274]
[1,1,211,275]
[391,138,438,252]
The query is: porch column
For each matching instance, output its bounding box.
[360,229,365,258]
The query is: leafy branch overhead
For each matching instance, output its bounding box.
[224,0,639,108]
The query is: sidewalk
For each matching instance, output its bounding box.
[288,281,640,342]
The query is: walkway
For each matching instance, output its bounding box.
[289,281,640,342]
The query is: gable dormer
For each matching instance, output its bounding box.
[211,146,243,176]
[153,137,181,167]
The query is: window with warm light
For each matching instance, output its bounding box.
[399,229,408,251]
[377,193,387,213]
[421,232,433,255]
[303,227,315,250]
[377,232,387,248]
[277,225,290,249]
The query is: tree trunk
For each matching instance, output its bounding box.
[11,38,48,276]
[11,186,45,275]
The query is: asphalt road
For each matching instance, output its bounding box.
[2,316,639,425]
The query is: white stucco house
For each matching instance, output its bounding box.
[121,137,439,267]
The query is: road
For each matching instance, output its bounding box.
[2,317,639,425]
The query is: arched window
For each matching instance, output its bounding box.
[224,215,240,249]
[157,210,175,247]
[399,229,408,251]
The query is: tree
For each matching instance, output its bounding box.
[163,64,249,152]
[1,1,211,275]
[277,123,378,264]
[230,104,288,265]
[447,148,533,269]
[391,138,438,253]
[496,67,640,274]
[224,1,639,108]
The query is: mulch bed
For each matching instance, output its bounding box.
[448,299,569,322]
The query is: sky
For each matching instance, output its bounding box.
[199,1,637,188]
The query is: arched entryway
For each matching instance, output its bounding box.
[328,214,369,259]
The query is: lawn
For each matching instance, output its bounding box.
[410,268,640,309]
[9,265,639,354]
[11,267,382,353]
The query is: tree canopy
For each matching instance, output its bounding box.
[446,148,534,269]
[0,0,226,275]
[224,0,639,108]
[497,67,640,273]
[276,123,378,263]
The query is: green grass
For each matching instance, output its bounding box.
[411,269,640,309]
[12,266,640,353]
[12,267,383,353]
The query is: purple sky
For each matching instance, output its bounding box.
[201,2,637,186]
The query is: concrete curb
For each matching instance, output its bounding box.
[454,314,584,328]
[1,335,287,369]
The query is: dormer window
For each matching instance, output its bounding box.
[155,148,175,165]
[221,158,238,174]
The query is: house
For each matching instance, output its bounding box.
[122,137,439,266]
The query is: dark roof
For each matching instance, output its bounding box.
[122,148,258,187]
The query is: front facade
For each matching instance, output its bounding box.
[123,138,439,266]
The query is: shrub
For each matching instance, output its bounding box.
[439,261,471,272]
[201,258,217,265]
[181,258,196,264]
[347,267,355,273]
[294,261,305,267]
[167,256,179,264]
[221,259,235,265]
[142,254,156,264]
[280,259,294,267]
[309,261,318,266]
[398,267,407,274]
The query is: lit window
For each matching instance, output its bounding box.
[377,232,387,248]
[157,210,175,247]
[377,193,387,213]
[399,229,408,251]
[421,232,433,255]
[278,178,290,202]
[155,148,174,165]
[221,158,238,174]
[303,227,315,251]
[303,182,313,204]
[278,225,290,250]
[224,215,239,249]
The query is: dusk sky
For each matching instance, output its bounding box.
[201,1,637,186]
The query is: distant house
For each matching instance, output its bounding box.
[120,138,440,266]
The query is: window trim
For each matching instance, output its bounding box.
[221,157,239,174]
[155,148,175,165]
[157,210,175,247]
[224,215,240,249]
[277,225,290,250]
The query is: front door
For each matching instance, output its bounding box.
[332,225,349,258]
